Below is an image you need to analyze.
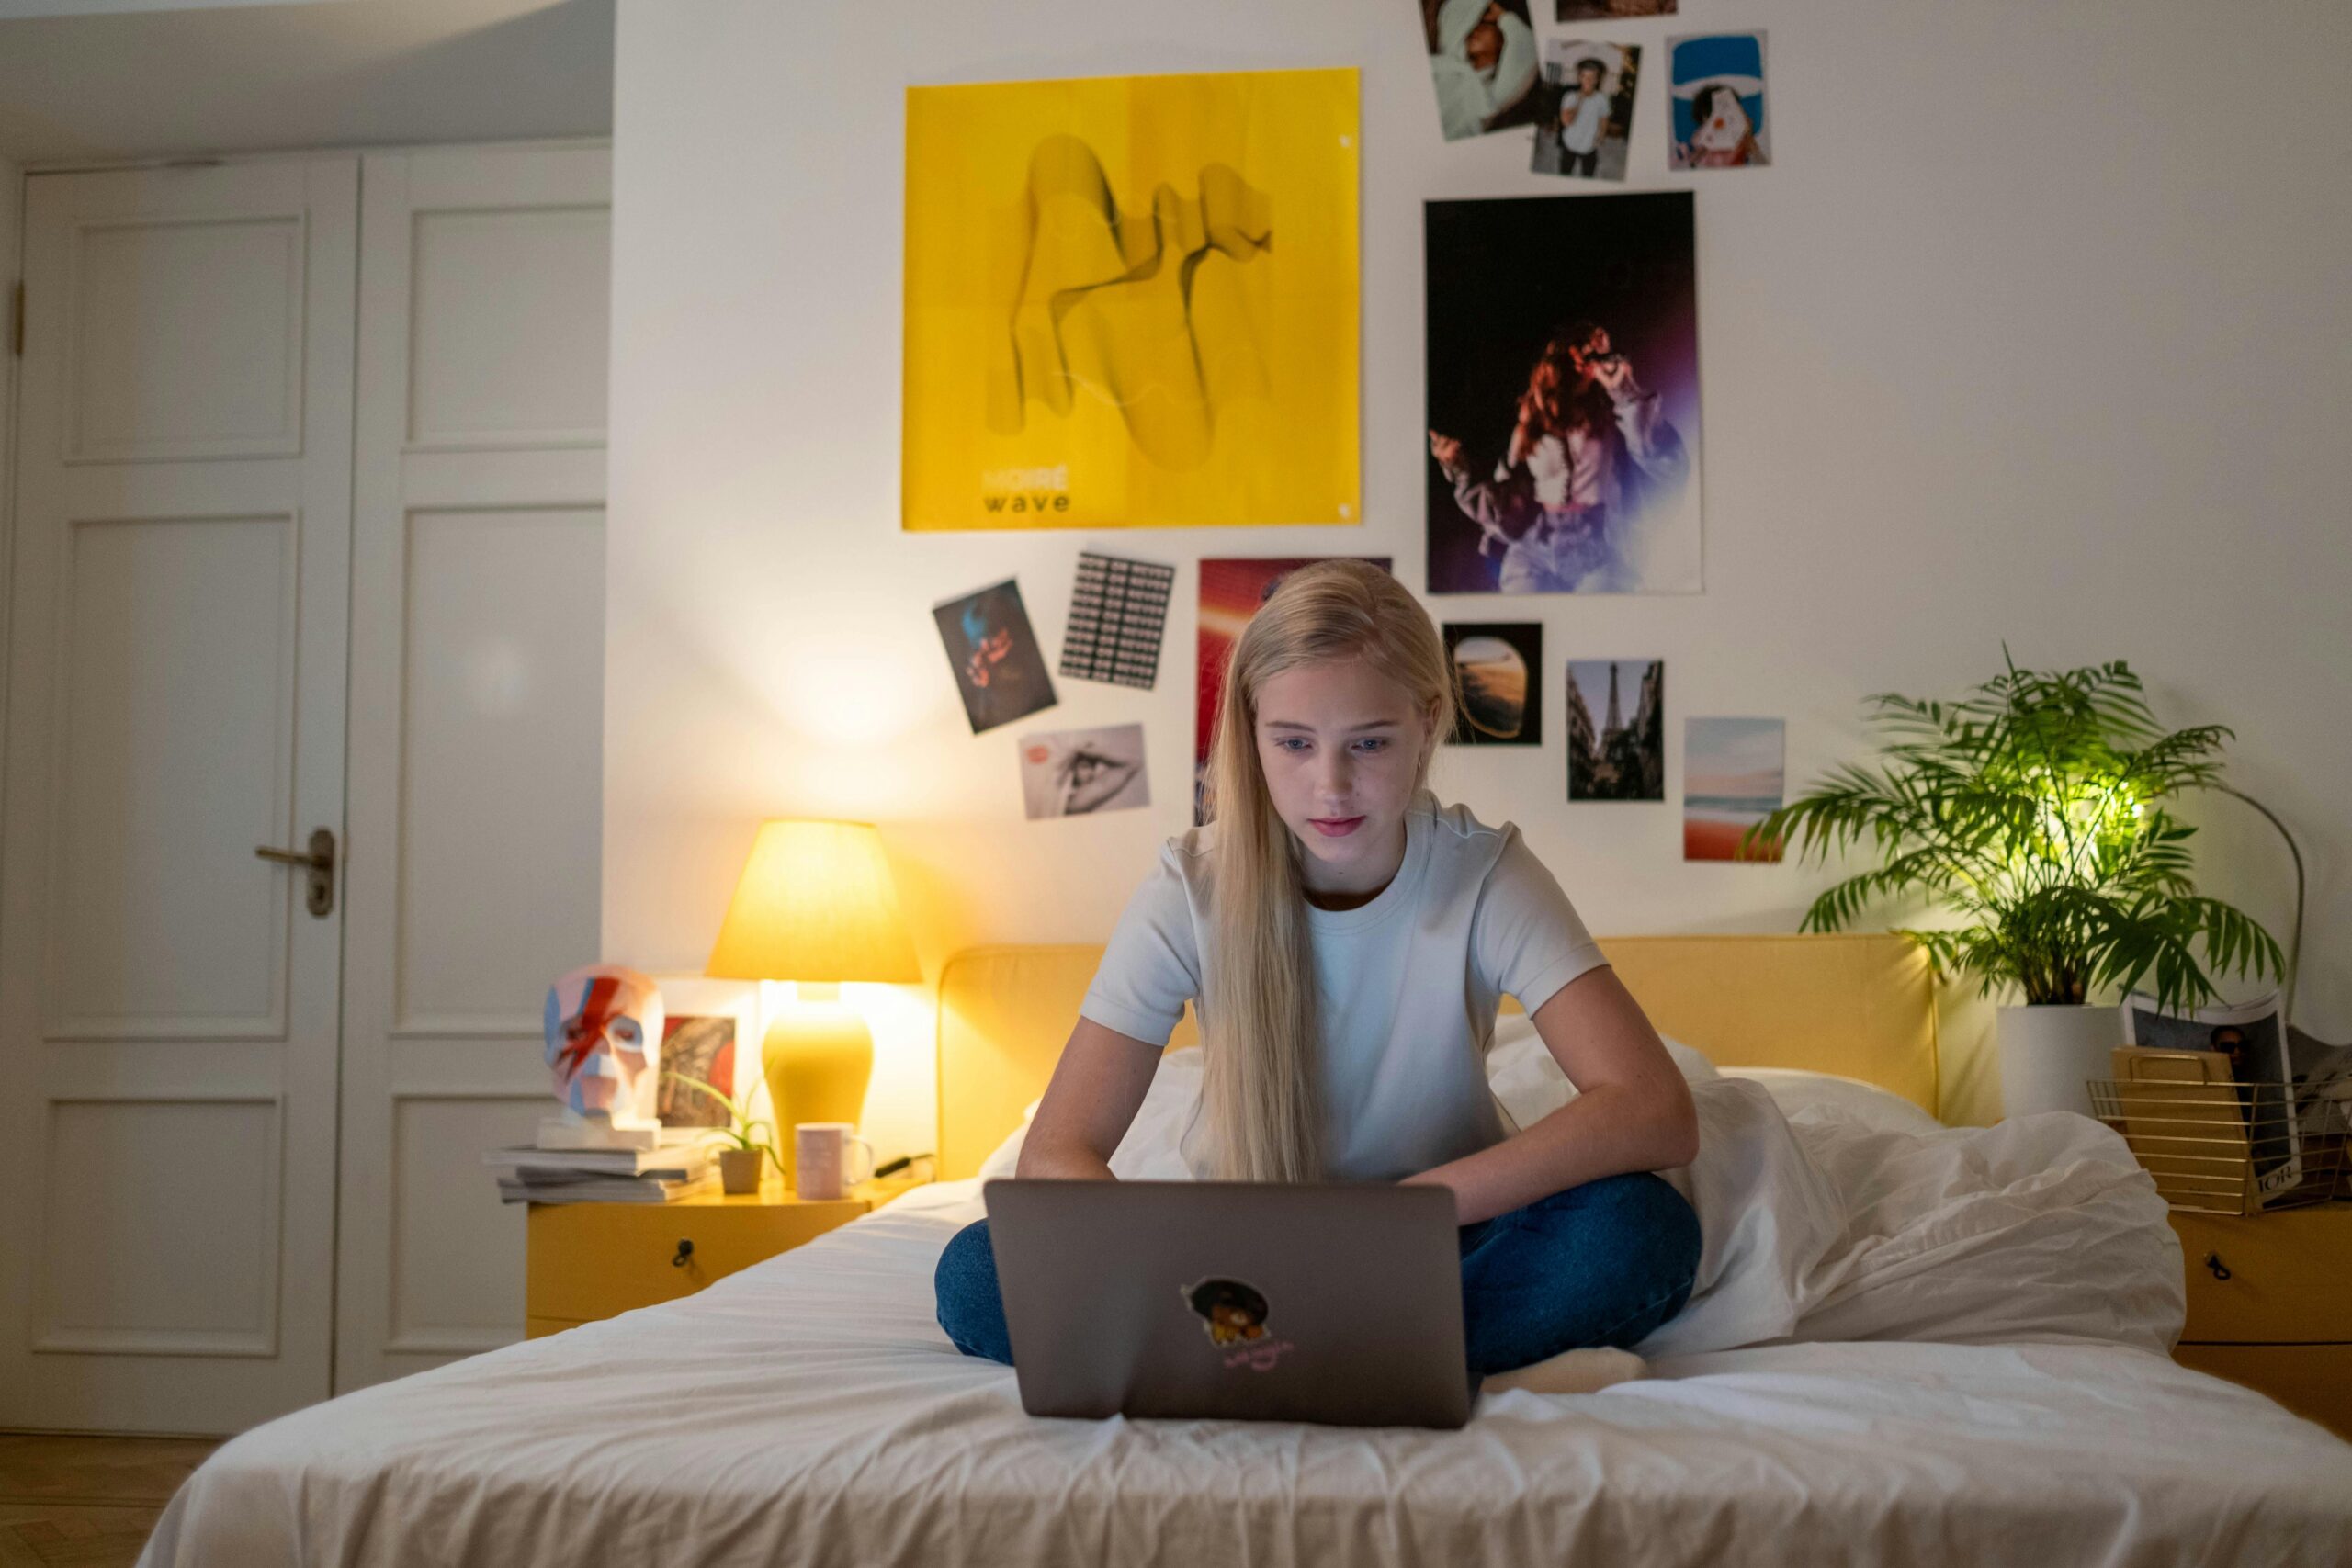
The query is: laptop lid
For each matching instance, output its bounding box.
[983,1179,1473,1429]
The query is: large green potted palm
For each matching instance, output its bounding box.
[1749,656,2283,1118]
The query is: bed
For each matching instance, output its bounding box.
[144,936,2352,1566]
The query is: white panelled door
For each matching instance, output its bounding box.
[334,146,610,1391]
[0,159,357,1432]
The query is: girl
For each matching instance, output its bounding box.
[935,561,1702,1391]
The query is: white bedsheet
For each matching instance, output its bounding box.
[148,1171,2352,1567]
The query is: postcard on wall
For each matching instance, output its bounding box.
[1196,558,1391,823]
[1443,623,1543,746]
[1532,40,1640,182]
[1566,660,1664,801]
[1422,0,1544,142]
[902,68,1362,531]
[1019,723,1151,820]
[1670,32,1770,169]
[1059,552,1176,690]
[1683,717,1785,862]
[1425,193,1702,597]
[1557,0,1675,17]
[934,578,1057,734]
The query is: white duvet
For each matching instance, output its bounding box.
[144,1058,2352,1567]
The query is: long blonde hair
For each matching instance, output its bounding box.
[1199,560,1458,1182]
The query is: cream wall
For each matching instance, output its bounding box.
[606,0,2352,1156]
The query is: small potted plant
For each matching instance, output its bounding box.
[662,1071,781,1194]
[1749,654,2284,1118]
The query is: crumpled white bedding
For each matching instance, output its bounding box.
[142,1070,2352,1568]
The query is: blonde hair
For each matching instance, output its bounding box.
[1199,560,1458,1182]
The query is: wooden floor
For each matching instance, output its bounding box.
[0,1435,220,1567]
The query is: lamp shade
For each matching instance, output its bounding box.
[705,820,922,984]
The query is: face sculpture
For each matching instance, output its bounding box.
[544,965,665,1127]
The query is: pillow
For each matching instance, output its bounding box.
[975,1050,1204,1181]
[1486,1013,1718,1128]
[1485,1019,1939,1137]
[1718,1067,1942,1136]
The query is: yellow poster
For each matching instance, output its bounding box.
[903,68,1361,531]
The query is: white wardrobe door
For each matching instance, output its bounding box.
[336,143,610,1391]
[0,156,357,1434]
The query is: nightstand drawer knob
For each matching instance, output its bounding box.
[2203,1251,2232,1281]
[672,1239,695,1269]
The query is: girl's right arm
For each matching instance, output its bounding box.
[1014,1016,1164,1179]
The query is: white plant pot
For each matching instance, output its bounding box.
[1997,1003,2122,1120]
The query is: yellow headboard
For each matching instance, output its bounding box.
[933,933,1939,1179]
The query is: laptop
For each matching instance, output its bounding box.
[982,1179,1475,1428]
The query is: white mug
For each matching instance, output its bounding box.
[794,1122,875,1201]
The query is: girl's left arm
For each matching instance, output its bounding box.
[1401,965,1698,1225]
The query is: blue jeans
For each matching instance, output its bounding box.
[933,1171,1701,1379]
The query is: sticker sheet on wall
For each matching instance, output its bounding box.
[1684,716,1786,861]
[1566,659,1665,801]
[1670,33,1770,169]
[1196,558,1390,824]
[1426,193,1702,596]
[1059,552,1176,690]
[902,68,1363,531]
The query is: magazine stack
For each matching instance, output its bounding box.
[484,1133,717,1204]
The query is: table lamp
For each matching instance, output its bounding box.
[704,819,922,1189]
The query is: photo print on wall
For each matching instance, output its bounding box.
[1683,716,1786,862]
[1019,723,1151,820]
[1670,33,1770,169]
[902,68,1361,530]
[933,579,1057,734]
[1532,40,1640,182]
[1421,0,1544,142]
[1426,192,1702,597]
[1556,0,1674,17]
[1059,551,1177,690]
[1197,557,1391,824]
[1443,623,1544,745]
[1566,659,1664,801]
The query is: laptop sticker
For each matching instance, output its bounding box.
[1182,1277,1295,1371]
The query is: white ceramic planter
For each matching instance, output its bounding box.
[1997,1003,2122,1119]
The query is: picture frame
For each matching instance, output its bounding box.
[650,976,763,1131]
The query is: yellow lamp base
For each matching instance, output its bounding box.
[762,996,873,1190]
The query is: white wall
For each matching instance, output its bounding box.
[607,0,2352,1154]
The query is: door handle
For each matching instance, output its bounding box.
[255,828,336,918]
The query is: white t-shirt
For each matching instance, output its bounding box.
[1560,89,1610,155]
[1079,791,1607,1181]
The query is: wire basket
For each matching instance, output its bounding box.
[2088,1076,2352,1215]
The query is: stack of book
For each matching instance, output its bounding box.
[485,1133,718,1204]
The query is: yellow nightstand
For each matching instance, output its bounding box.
[2169,1205,2352,1440]
[526,1175,925,1337]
